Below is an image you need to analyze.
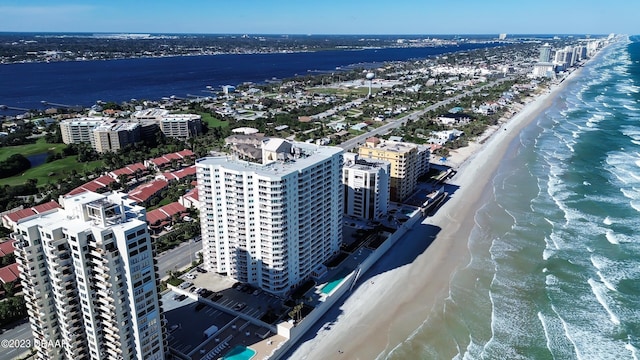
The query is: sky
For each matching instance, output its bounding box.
[0,1,635,35]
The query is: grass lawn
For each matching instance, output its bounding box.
[0,157,103,187]
[0,138,67,162]
[199,112,228,128]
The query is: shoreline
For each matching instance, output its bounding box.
[288,65,588,359]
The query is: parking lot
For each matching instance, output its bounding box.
[163,269,288,359]
[163,291,236,355]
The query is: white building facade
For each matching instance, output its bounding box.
[11,191,166,360]
[160,114,202,140]
[342,153,390,220]
[59,117,108,146]
[197,139,343,296]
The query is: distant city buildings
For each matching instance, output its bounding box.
[539,43,552,62]
[358,137,430,202]
[342,153,390,221]
[11,191,166,360]
[196,138,343,296]
[532,40,603,78]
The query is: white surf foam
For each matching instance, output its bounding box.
[626,339,639,360]
[587,278,620,325]
[596,270,618,292]
[605,230,620,245]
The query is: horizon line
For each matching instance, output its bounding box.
[0,31,615,37]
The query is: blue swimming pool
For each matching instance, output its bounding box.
[223,345,256,360]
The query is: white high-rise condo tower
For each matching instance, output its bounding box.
[11,191,167,360]
[197,138,343,296]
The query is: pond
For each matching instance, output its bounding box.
[26,152,49,168]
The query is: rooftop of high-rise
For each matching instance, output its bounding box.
[197,138,343,177]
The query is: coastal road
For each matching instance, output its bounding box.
[157,238,202,279]
[338,77,513,151]
[0,319,32,360]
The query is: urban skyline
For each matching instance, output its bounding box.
[0,0,634,35]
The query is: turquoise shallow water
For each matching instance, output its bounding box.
[387,36,640,360]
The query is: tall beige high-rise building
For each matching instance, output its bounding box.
[358,137,429,202]
[12,191,166,360]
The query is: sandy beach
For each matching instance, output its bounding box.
[288,70,583,360]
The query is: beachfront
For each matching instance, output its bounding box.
[287,65,588,359]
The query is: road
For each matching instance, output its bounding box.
[339,77,512,151]
[157,238,203,279]
[0,319,32,360]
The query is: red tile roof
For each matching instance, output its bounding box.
[183,188,199,201]
[3,201,60,223]
[33,200,60,214]
[128,179,169,204]
[163,165,196,181]
[110,162,146,177]
[149,150,195,167]
[67,175,116,196]
[146,202,187,225]
[0,263,20,284]
[164,153,181,161]
[0,241,15,257]
[177,149,195,157]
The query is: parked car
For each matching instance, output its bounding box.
[233,303,246,311]
[195,303,206,312]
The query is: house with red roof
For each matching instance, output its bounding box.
[144,149,195,170]
[127,179,169,206]
[156,165,196,183]
[0,263,21,296]
[1,200,60,231]
[0,241,15,258]
[108,162,149,181]
[66,175,116,197]
[179,188,200,209]
[146,202,188,234]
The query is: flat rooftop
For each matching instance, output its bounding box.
[197,142,343,178]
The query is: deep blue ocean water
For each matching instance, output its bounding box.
[0,43,497,111]
[387,36,640,360]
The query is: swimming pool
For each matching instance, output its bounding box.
[223,345,256,360]
[321,269,350,295]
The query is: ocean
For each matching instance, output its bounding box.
[0,43,497,111]
[387,36,640,359]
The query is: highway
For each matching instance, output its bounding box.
[339,77,512,151]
